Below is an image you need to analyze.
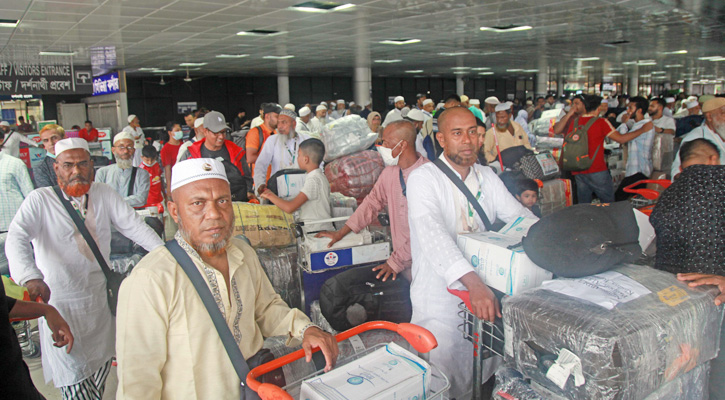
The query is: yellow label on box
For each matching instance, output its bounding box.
[658,286,690,307]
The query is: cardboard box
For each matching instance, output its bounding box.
[457,231,553,295]
[275,172,305,199]
[299,342,431,400]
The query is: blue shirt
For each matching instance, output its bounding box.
[622,119,655,177]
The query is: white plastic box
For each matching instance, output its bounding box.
[299,342,431,400]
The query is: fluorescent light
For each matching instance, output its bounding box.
[374,59,401,63]
[640,74,651,78]
[652,71,666,74]
[379,39,421,45]
[291,2,355,12]
[574,57,599,61]
[478,72,494,75]
[451,66,471,70]
[237,30,285,36]
[263,55,294,59]
[523,69,539,72]
[0,19,19,28]
[708,57,725,62]
[665,64,683,68]
[453,71,468,75]
[506,69,523,72]
[677,80,684,83]
[698,56,722,60]
[622,61,637,65]
[294,6,326,12]
[638,61,657,66]
[661,50,688,55]
[333,3,355,11]
[216,54,249,58]
[480,25,532,32]
[581,66,593,69]
[179,62,207,67]
[439,51,469,56]
[153,69,176,73]
[609,73,623,76]
[39,51,76,56]
[137,67,159,71]
[406,70,423,73]
[471,67,490,71]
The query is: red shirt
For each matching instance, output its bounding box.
[568,116,612,175]
[139,162,164,206]
[160,142,181,169]
[78,128,99,142]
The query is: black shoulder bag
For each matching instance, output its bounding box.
[433,158,494,231]
[52,186,126,316]
[128,166,137,197]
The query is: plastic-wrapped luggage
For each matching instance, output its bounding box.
[309,300,337,334]
[257,245,302,310]
[324,150,385,201]
[502,264,724,400]
[110,253,144,276]
[539,178,572,216]
[231,202,295,248]
[651,133,674,172]
[320,115,378,162]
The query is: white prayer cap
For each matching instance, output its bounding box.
[349,101,356,106]
[686,95,697,102]
[495,102,512,112]
[485,96,500,105]
[401,107,410,117]
[316,104,327,111]
[665,97,675,103]
[526,100,533,106]
[685,100,699,109]
[405,109,425,122]
[171,158,229,192]
[127,114,137,123]
[55,137,89,156]
[299,106,311,117]
[460,95,469,102]
[284,103,295,111]
[337,99,345,104]
[0,121,9,127]
[114,130,136,144]
[194,118,204,128]
[470,99,480,105]
[394,96,404,103]
[422,99,434,106]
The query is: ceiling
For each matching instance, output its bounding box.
[0,0,724,85]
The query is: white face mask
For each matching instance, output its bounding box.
[173,130,183,140]
[143,160,156,167]
[377,140,403,166]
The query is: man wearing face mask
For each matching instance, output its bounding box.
[254,109,309,195]
[160,121,184,199]
[316,120,428,282]
[95,132,150,208]
[6,138,163,400]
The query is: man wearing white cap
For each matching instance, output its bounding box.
[254,109,310,194]
[483,96,500,129]
[674,99,701,119]
[7,138,163,399]
[310,104,328,134]
[671,97,725,177]
[383,96,406,127]
[422,99,435,121]
[284,103,295,112]
[404,109,426,134]
[483,102,532,165]
[116,158,338,399]
[123,114,146,167]
[0,120,39,158]
[296,106,314,137]
[177,115,206,163]
[329,99,349,120]
[95,131,151,208]
[664,97,676,117]
[468,99,484,122]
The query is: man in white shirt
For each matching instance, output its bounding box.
[671,97,725,177]
[421,99,435,121]
[310,104,328,135]
[7,138,163,400]
[123,114,145,167]
[329,99,349,120]
[95,131,151,208]
[0,120,39,158]
[674,100,700,119]
[254,109,309,195]
[296,106,314,137]
[407,106,535,399]
[383,96,406,127]
[250,105,264,129]
[664,97,676,117]
[649,98,676,135]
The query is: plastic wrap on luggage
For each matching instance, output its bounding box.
[310,300,337,334]
[502,264,724,400]
[651,133,674,173]
[493,367,557,400]
[109,253,144,276]
[324,150,385,201]
[232,202,295,248]
[263,330,414,385]
[534,136,564,150]
[330,192,358,210]
[0,232,8,276]
[529,117,557,137]
[256,246,301,310]
[539,178,573,216]
[320,115,378,162]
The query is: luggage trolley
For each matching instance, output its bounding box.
[247,321,450,400]
[449,289,506,400]
[623,179,671,216]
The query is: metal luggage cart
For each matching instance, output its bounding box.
[247,321,450,400]
[623,179,671,216]
[449,289,506,400]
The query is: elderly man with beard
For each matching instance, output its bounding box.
[253,109,310,195]
[6,138,163,399]
[407,106,535,399]
[671,97,725,177]
[115,158,338,399]
[95,131,150,208]
[482,102,532,164]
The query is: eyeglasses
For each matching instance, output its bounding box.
[59,160,91,171]
[114,146,134,151]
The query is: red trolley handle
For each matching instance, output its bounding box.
[448,288,474,313]
[9,296,44,323]
[622,179,671,200]
[246,320,438,400]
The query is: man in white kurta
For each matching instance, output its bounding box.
[670,98,725,177]
[123,114,145,167]
[94,131,150,208]
[407,107,535,399]
[309,104,328,136]
[0,120,39,158]
[116,158,337,399]
[253,109,309,194]
[6,138,163,399]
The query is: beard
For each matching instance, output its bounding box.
[59,174,92,197]
[714,120,725,140]
[116,158,133,169]
[445,147,477,168]
[177,215,232,257]
[496,121,510,131]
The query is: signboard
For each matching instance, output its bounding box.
[90,46,117,77]
[97,127,112,140]
[37,120,57,131]
[1,109,16,124]
[0,61,93,95]
[92,72,120,96]
[177,102,197,114]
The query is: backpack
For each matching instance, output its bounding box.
[319,266,412,332]
[561,116,601,171]
[267,168,306,197]
[231,126,264,166]
[519,152,560,181]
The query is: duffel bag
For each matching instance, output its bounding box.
[519,152,560,181]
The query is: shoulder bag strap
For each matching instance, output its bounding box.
[51,186,114,280]
[256,126,264,151]
[164,240,258,400]
[583,117,602,162]
[432,158,494,231]
[128,167,137,197]
[398,168,406,197]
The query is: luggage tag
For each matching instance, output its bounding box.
[545,348,585,390]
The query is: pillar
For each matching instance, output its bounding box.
[277,75,289,106]
[627,65,638,96]
[456,77,465,96]
[556,70,563,98]
[353,67,371,107]
[684,79,693,95]
[353,14,371,107]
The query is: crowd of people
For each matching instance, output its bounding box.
[1,88,724,400]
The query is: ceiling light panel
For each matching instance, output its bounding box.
[379,39,421,45]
